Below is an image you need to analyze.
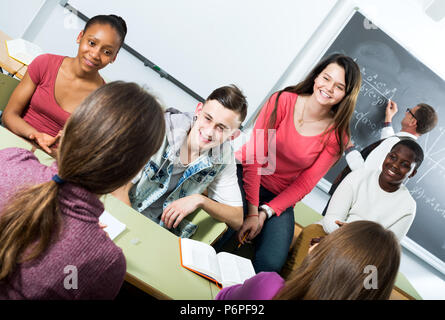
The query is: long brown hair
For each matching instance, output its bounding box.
[274,221,400,300]
[0,81,165,280]
[262,53,361,156]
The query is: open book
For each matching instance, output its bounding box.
[6,39,43,65]
[99,210,126,240]
[179,238,255,288]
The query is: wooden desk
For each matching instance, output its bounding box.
[293,202,423,300]
[16,65,27,79]
[0,31,25,77]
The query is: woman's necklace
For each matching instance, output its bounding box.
[297,99,325,126]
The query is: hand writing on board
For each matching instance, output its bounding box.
[385,99,398,123]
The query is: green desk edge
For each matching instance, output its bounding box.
[101,195,218,299]
[0,126,33,150]
[294,202,423,300]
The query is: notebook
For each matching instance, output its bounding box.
[6,38,43,65]
[99,210,126,240]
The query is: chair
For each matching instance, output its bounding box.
[0,73,20,112]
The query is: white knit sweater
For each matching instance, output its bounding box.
[318,168,416,240]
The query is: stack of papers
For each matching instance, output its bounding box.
[6,38,43,65]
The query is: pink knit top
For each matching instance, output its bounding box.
[22,54,71,137]
[235,92,342,215]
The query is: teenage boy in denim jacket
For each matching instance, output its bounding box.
[113,85,247,237]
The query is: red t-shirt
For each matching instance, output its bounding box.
[22,54,70,137]
[236,92,344,215]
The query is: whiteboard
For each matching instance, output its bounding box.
[67,0,338,122]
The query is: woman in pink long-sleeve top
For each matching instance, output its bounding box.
[0,81,165,299]
[235,54,362,273]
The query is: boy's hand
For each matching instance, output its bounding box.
[161,195,202,229]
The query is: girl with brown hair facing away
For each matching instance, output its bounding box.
[216,220,400,300]
[232,54,362,273]
[3,14,127,154]
[0,81,165,299]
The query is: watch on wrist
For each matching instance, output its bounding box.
[259,204,274,219]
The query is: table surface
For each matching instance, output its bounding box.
[0,126,222,299]
[16,65,27,79]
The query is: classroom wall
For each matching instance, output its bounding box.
[1,0,338,122]
[1,0,445,299]
[0,0,45,38]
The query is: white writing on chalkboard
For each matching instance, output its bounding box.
[410,185,445,219]
[413,127,445,184]
[351,110,382,145]
[360,67,397,105]
[406,127,445,219]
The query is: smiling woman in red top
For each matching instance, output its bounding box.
[3,14,127,154]
[234,54,362,273]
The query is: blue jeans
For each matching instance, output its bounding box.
[252,186,295,273]
[214,164,295,273]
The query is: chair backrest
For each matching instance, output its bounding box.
[0,73,20,111]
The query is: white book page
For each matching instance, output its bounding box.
[216,252,256,287]
[6,39,43,65]
[180,238,222,283]
[99,211,126,240]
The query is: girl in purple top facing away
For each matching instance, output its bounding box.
[3,14,127,154]
[0,81,165,299]
[216,220,400,300]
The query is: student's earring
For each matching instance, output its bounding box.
[193,115,197,121]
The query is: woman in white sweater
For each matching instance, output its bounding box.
[282,139,423,277]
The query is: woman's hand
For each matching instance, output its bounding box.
[251,209,267,238]
[29,131,61,154]
[237,214,259,245]
[99,222,110,238]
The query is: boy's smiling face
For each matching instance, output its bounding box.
[189,100,241,152]
[379,144,417,191]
